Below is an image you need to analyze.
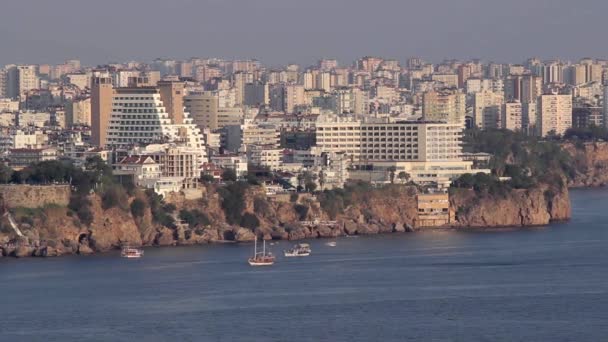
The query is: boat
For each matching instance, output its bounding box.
[248,237,275,266]
[326,241,337,247]
[284,243,311,257]
[121,246,144,258]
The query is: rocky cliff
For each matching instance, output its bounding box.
[449,183,571,227]
[562,142,608,187]
[0,180,571,258]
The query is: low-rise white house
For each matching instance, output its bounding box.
[114,155,162,188]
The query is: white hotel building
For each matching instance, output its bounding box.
[106,87,206,163]
[315,115,489,186]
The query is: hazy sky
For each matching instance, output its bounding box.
[1,0,606,67]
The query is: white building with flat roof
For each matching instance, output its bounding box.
[314,115,489,187]
[538,94,572,137]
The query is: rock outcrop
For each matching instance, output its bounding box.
[449,183,571,227]
[562,142,608,187]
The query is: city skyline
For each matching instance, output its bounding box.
[2,0,608,67]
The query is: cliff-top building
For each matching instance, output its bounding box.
[314,115,489,186]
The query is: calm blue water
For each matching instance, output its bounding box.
[1,189,608,341]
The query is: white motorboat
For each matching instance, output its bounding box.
[284,243,311,257]
[121,246,144,258]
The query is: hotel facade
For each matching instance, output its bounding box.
[315,115,488,186]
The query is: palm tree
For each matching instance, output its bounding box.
[387,166,397,184]
[318,170,326,191]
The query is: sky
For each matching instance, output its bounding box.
[1,0,607,67]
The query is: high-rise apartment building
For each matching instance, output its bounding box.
[318,59,338,71]
[356,57,384,73]
[422,90,466,124]
[543,62,564,84]
[332,68,349,87]
[602,86,608,130]
[18,66,39,98]
[0,69,7,98]
[91,76,113,146]
[522,102,538,135]
[502,101,523,131]
[520,75,542,104]
[565,65,587,86]
[538,94,573,136]
[244,81,269,107]
[269,84,305,113]
[335,87,369,114]
[303,70,316,90]
[473,91,504,129]
[233,72,253,106]
[316,72,332,92]
[158,81,185,124]
[184,91,219,130]
[66,97,91,127]
[457,65,471,88]
[5,65,39,99]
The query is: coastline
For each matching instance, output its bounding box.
[0,180,573,258]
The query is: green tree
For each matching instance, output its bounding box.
[218,182,250,225]
[130,198,147,218]
[101,185,128,210]
[397,171,410,184]
[246,173,260,185]
[200,174,216,184]
[179,209,211,227]
[240,213,260,230]
[0,164,13,183]
[221,168,237,182]
[305,181,317,193]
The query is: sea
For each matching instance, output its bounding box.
[1,188,607,341]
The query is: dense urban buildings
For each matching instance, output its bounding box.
[2,55,608,194]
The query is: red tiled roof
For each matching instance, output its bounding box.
[117,155,154,165]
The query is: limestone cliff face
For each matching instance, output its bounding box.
[336,186,418,234]
[0,182,571,258]
[0,185,71,208]
[562,142,608,187]
[449,184,571,227]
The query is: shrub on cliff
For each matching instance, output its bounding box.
[130,199,147,218]
[294,204,309,220]
[144,189,176,229]
[69,195,94,226]
[451,173,511,196]
[179,209,210,227]
[218,181,250,225]
[240,213,260,230]
[101,185,129,211]
[318,189,347,219]
[253,197,271,216]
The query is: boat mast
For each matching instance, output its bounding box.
[263,238,266,256]
[254,236,257,257]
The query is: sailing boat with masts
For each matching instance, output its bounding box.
[248,236,275,266]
